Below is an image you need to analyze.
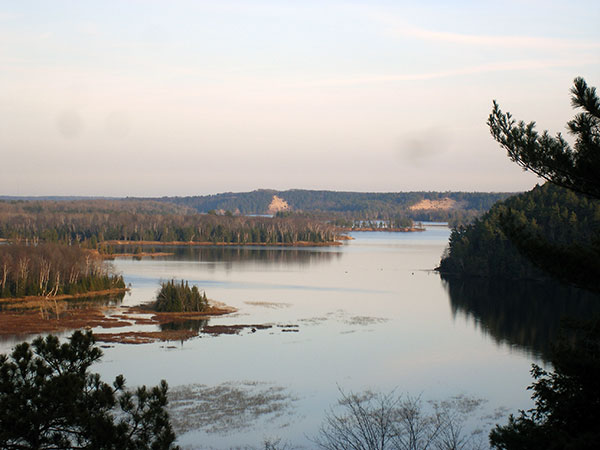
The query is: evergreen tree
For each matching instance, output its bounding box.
[0,331,179,449]
[481,77,600,291]
[490,319,600,450]
[154,279,208,312]
[488,77,600,200]
[484,77,600,448]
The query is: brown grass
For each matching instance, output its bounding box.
[0,288,128,307]
[0,308,132,338]
[0,295,237,344]
[93,329,198,344]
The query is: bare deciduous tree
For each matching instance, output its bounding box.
[313,390,487,450]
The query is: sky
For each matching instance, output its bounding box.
[1,0,599,197]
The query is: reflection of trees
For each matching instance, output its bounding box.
[442,275,600,360]
[67,291,126,309]
[116,245,341,267]
[0,291,125,313]
[0,292,127,346]
[159,319,208,332]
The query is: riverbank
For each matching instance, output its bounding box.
[342,227,426,232]
[101,239,344,247]
[102,251,176,259]
[0,288,129,309]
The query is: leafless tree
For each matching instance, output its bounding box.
[313,390,487,450]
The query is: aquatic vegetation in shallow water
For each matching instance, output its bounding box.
[168,381,298,435]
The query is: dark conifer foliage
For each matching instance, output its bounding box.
[0,331,179,449]
[438,183,600,290]
[490,318,600,450]
[154,279,208,313]
[482,78,600,447]
[488,77,600,200]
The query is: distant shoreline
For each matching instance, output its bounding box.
[0,288,129,305]
[342,227,426,232]
[101,239,343,247]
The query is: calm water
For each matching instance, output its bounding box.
[3,226,600,448]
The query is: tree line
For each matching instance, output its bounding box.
[276,210,415,229]
[0,243,124,298]
[0,200,340,247]
[152,189,512,219]
[437,182,600,288]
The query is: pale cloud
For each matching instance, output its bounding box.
[390,24,600,51]
[289,58,598,88]
[364,9,600,52]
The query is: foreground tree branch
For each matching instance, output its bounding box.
[488,77,600,200]
[0,331,179,449]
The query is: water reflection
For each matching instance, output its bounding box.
[0,292,126,346]
[111,245,341,267]
[442,275,600,360]
[159,319,208,332]
[0,291,125,313]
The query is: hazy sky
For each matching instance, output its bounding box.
[1,0,599,196]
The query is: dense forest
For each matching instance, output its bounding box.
[0,200,340,247]
[0,243,125,298]
[151,189,512,221]
[438,183,600,287]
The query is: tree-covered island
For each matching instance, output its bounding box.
[153,279,209,313]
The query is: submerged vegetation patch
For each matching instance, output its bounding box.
[244,301,292,309]
[298,310,389,329]
[168,381,297,435]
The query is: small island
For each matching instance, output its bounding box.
[153,279,209,312]
[93,280,238,344]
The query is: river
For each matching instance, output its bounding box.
[4,225,600,448]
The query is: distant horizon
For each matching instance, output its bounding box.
[0,185,529,201]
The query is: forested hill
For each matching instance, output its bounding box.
[152,189,513,220]
[438,183,600,287]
